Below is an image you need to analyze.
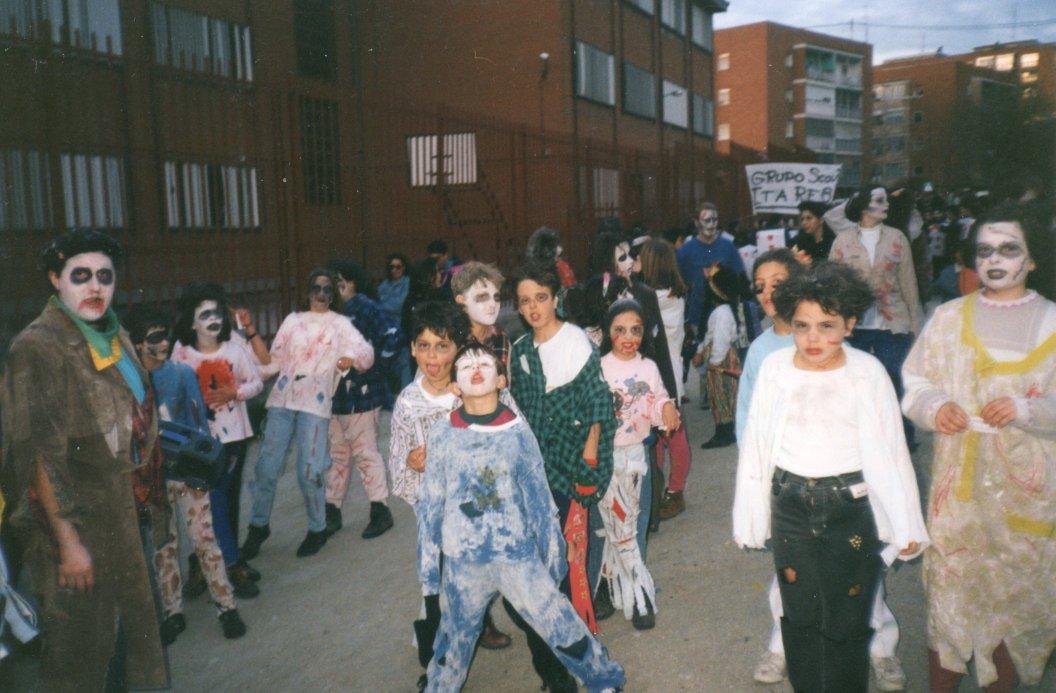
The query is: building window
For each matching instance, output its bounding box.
[785,89,794,104]
[163,161,259,229]
[883,161,907,180]
[626,0,654,15]
[804,118,835,151]
[0,149,52,231]
[836,155,861,187]
[294,0,336,80]
[717,53,729,71]
[835,54,863,88]
[623,63,656,119]
[805,48,836,83]
[785,121,794,139]
[0,0,122,55]
[717,123,730,141]
[805,84,835,117]
[300,97,341,205]
[593,167,620,217]
[1020,52,1039,68]
[835,89,861,119]
[994,53,1015,71]
[575,41,615,106]
[152,3,253,81]
[716,88,730,106]
[692,93,713,136]
[873,139,884,155]
[660,0,685,35]
[785,53,793,68]
[883,109,905,126]
[662,80,688,128]
[835,122,861,153]
[913,165,924,176]
[887,136,906,153]
[912,110,923,123]
[974,56,995,69]
[1021,71,1038,84]
[690,5,712,50]
[407,133,478,187]
[60,153,125,229]
[875,82,908,101]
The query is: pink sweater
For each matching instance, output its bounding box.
[601,352,673,447]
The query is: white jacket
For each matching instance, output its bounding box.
[732,345,929,564]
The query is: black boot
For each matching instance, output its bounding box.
[593,580,615,621]
[240,523,270,560]
[235,552,261,582]
[325,503,342,537]
[296,529,328,557]
[701,422,735,449]
[228,561,260,599]
[361,502,394,539]
[159,613,186,646]
[632,593,656,631]
[218,609,247,639]
[182,554,206,598]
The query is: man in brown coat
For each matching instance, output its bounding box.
[0,230,167,690]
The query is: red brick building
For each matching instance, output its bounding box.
[713,21,872,190]
[1,0,737,349]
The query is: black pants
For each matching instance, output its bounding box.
[770,469,881,693]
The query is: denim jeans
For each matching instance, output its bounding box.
[209,440,246,564]
[771,468,881,693]
[848,328,915,445]
[250,407,331,533]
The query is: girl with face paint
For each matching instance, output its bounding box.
[452,262,511,372]
[903,205,1056,691]
[596,300,679,630]
[240,268,375,560]
[171,283,264,596]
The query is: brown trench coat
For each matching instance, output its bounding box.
[0,301,167,691]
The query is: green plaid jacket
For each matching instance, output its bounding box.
[509,332,615,505]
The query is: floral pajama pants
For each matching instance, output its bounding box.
[154,480,236,616]
[597,444,656,620]
[326,409,390,506]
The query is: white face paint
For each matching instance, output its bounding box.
[49,251,115,322]
[697,209,720,243]
[139,326,171,363]
[460,279,501,326]
[614,242,634,279]
[975,222,1032,294]
[193,300,224,344]
[454,350,501,398]
[555,244,563,258]
[865,187,889,221]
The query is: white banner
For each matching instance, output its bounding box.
[746,163,843,215]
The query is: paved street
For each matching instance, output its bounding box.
[9,378,1055,691]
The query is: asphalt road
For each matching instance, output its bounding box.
[8,375,1055,691]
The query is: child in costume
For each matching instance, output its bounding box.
[418,343,625,692]
[597,300,680,630]
[733,261,928,693]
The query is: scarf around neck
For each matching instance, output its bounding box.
[51,295,145,403]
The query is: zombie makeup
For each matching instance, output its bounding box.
[608,310,644,361]
[614,242,634,279]
[309,277,334,310]
[49,251,115,322]
[516,279,558,333]
[460,279,501,327]
[697,209,720,243]
[193,300,224,346]
[790,300,855,371]
[975,222,1033,296]
[753,261,791,320]
[454,349,501,398]
[864,187,889,222]
[140,326,171,363]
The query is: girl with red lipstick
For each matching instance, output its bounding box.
[597,300,679,630]
[733,261,928,693]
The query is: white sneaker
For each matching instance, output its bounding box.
[871,655,907,691]
[753,650,787,684]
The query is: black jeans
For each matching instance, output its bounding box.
[771,469,882,693]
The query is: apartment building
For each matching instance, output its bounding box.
[713,21,872,190]
[963,40,1056,104]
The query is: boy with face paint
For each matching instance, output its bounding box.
[676,202,746,346]
[902,205,1056,691]
[129,308,247,643]
[0,230,167,689]
[322,259,399,541]
[452,261,510,367]
[418,344,625,692]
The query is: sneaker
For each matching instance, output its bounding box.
[752,650,787,684]
[361,502,394,539]
[324,503,343,537]
[542,669,578,692]
[871,655,907,691]
[182,554,207,598]
[478,621,512,650]
[159,613,186,646]
[296,530,328,557]
[240,523,270,560]
[631,595,655,631]
[218,609,247,639]
[658,490,685,521]
[228,561,260,599]
[593,582,616,621]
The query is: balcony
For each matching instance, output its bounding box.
[806,136,835,152]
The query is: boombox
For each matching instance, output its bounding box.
[157,420,224,490]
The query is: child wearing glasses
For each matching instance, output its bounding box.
[734,261,928,693]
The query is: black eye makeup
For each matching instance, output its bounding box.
[310,284,334,295]
[196,309,223,321]
[975,243,1025,259]
[69,267,114,286]
[144,330,169,345]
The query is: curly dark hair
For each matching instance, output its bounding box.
[328,258,377,300]
[127,305,172,346]
[40,229,123,276]
[968,200,1055,300]
[453,342,507,379]
[773,261,874,324]
[174,282,233,347]
[588,229,631,277]
[752,248,805,284]
[845,186,888,224]
[509,260,562,299]
[408,300,470,346]
[525,226,562,263]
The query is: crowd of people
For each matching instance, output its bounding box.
[0,180,1053,692]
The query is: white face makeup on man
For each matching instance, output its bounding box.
[454,350,503,398]
[193,300,224,346]
[697,208,720,243]
[48,251,115,322]
[863,187,889,223]
[614,242,634,279]
[975,222,1034,298]
[458,279,501,327]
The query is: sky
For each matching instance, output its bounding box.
[714,0,1056,64]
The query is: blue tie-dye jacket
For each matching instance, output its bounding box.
[417,413,566,595]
